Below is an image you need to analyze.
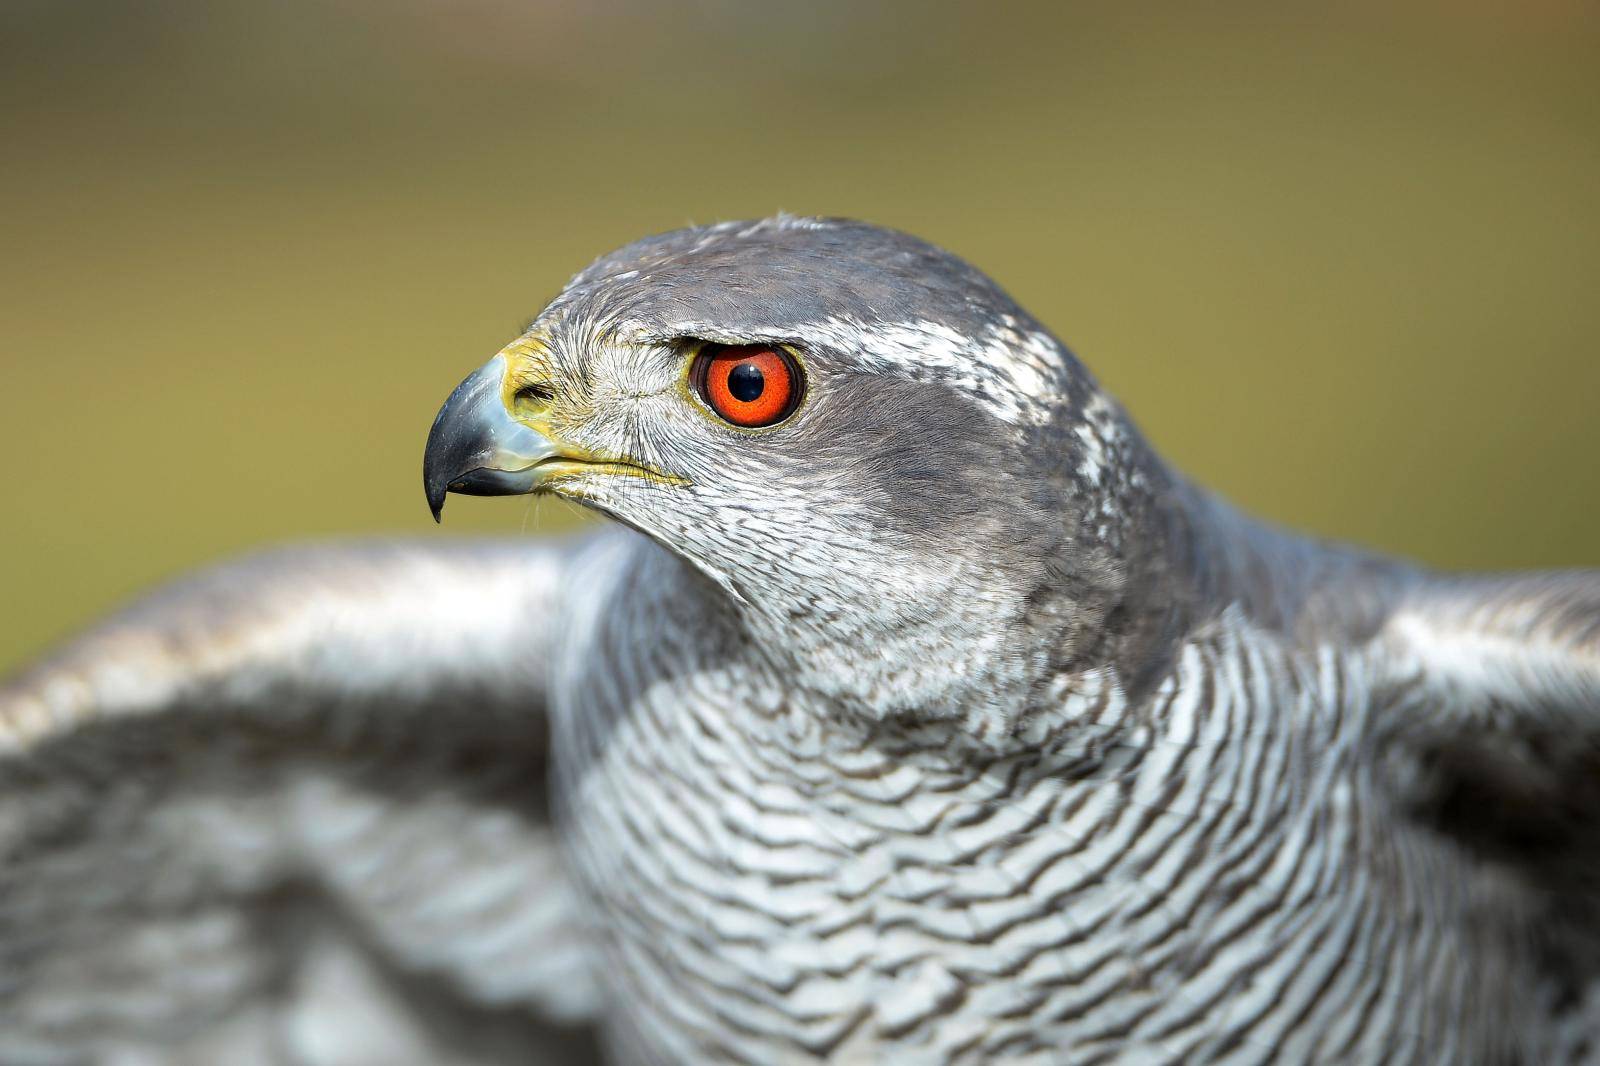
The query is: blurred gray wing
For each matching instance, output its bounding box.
[1375,571,1600,1046]
[0,540,602,1066]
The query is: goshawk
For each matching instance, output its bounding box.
[3,217,1598,1064]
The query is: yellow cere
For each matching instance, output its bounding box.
[495,334,689,490]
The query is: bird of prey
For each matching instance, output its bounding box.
[2,216,1597,1065]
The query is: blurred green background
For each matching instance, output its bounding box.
[2,0,1597,673]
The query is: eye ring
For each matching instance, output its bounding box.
[690,344,804,428]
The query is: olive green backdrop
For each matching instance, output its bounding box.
[3,0,1597,673]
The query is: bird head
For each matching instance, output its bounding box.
[425,217,1176,726]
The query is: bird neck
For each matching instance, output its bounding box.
[611,432,1388,745]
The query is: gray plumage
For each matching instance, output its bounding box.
[3,215,1598,1064]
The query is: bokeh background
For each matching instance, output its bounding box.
[3,0,1597,673]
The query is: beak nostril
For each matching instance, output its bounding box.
[515,382,555,404]
[424,354,561,523]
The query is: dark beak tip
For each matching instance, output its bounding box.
[423,466,449,523]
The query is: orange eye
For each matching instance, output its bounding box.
[691,344,803,428]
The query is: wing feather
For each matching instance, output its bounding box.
[1377,571,1600,873]
[0,538,602,1065]
[1375,570,1600,1051]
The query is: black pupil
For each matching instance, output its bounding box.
[728,361,765,403]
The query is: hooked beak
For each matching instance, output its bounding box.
[423,354,557,522]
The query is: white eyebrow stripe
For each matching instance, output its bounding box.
[799,316,1068,426]
[632,315,1068,426]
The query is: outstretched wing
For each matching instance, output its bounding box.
[0,539,602,1066]
[1374,570,1600,1045]
[1378,572,1600,867]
